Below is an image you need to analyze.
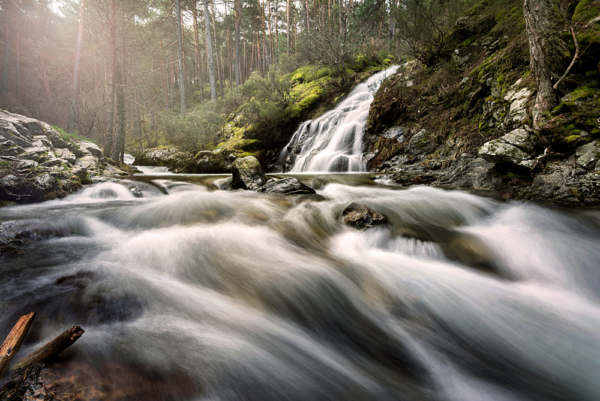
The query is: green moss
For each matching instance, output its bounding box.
[290,66,333,84]
[573,0,600,22]
[0,161,10,171]
[566,134,582,143]
[566,124,577,131]
[458,36,477,49]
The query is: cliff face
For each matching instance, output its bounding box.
[364,0,600,206]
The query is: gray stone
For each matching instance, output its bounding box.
[382,127,405,143]
[76,141,103,158]
[258,177,316,195]
[231,156,267,190]
[575,141,600,170]
[18,147,50,163]
[504,81,532,124]
[407,129,431,155]
[55,148,76,164]
[500,128,538,153]
[478,139,531,164]
[75,155,99,172]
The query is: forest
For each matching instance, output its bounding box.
[0,0,478,162]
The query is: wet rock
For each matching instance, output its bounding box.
[433,156,502,191]
[342,203,387,230]
[231,156,267,190]
[258,177,316,195]
[440,232,499,274]
[575,140,600,170]
[102,163,130,177]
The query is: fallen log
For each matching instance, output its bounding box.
[14,326,84,369]
[0,312,35,377]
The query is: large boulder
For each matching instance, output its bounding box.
[342,203,387,230]
[479,128,538,166]
[231,156,267,190]
[257,177,316,195]
[192,150,229,173]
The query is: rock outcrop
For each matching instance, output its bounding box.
[0,111,111,204]
[231,156,267,190]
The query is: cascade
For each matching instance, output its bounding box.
[278,65,399,173]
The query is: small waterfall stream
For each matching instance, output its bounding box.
[279,66,399,173]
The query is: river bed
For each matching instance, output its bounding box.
[1,174,600,400]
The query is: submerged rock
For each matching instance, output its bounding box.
[231,156,267,190]
[258,177,316,195]
[342,203,387,230]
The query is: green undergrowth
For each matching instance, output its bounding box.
[53,126,98,145]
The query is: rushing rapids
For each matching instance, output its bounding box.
[279,66,399,173]
[1,173,600,400]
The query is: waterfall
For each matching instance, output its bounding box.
[279,65,400,173]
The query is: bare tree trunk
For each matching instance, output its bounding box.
[287,0,290,56]
[15,28,20,101]
[522,0,569,128]
[193,1,205,102]
[68,0,86,133]
[211,2,225,99]
[112,63,125,164]
[203,0,217,101]
[105,0,117,157]
[1,4,11,94]
[235,0,241,91]
[175,0,187,115]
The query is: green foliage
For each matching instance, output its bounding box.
[53,126,97,145]
[573,0,600,22]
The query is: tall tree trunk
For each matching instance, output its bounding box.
[287,0,290,56]
[203,0,217,101]
[522,0,569,127]
[112,63,125,164]
[68,0,86,133]
[193,1,205,102]
[175,0,187,115]
[275,0,279,62]
[1,3,11,94]
[105,0,117,157]
[210,2,225,99]
[15,28,20,101]
[235,0,241,91]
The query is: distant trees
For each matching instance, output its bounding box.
[1,0,461,157]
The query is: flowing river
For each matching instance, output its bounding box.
[1,173,600,400]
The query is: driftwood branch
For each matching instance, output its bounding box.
[14,326,84,369]
[554,26,579,90]
[0,312,35,377]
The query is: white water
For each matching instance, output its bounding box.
[280,66,400,173]
[2,175,600,400]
